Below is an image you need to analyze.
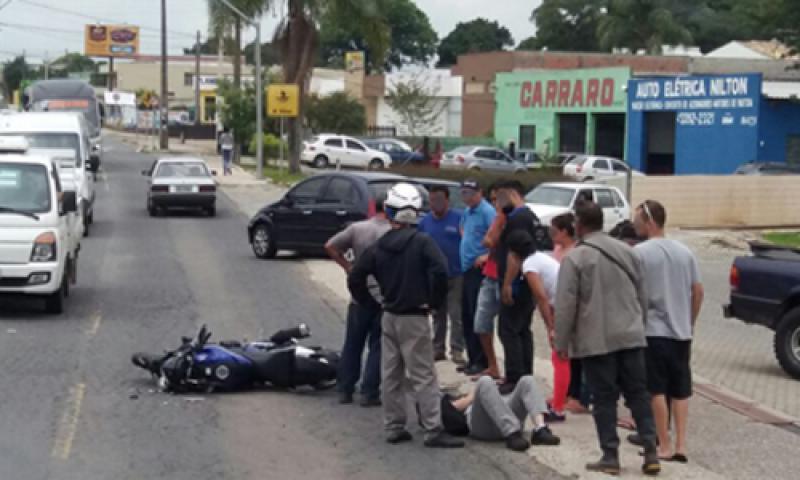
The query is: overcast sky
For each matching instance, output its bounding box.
[0,0,540,63]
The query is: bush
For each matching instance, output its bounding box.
[306,92,365,135]
[249,133,287,159]
[389,165,566,194]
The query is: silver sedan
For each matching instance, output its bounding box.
[440,146,528,173]
[143,157,217,217]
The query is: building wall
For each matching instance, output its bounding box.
[113,61,238,105]
[627,73,762,174]
[376,97,460,137]
[494,67,630,156]
[757,98,800,163]
[623,176,800,227]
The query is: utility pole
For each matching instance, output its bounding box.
[194,30,200,125]
[216,0,262,179]
[159,0,169,150]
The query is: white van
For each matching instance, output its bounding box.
[0,112,98,236]
[0,152,80,313]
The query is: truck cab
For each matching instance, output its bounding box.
[0,148,79,314]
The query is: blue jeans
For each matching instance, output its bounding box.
[337,302,382,399]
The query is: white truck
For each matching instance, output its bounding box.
[0,142,80,314]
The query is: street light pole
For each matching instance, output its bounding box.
[215,0,262,179]
[159,0,169,150]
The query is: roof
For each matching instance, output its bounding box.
[309,171,406,181]
[0,112,85,132]
[156,156,207,164]
[27,79,95,99]
[706,40,799,60]
[537,182,621,190]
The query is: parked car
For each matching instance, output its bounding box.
[0,152,80,313]
[301,134,392,170]
[364,138,425,165]
[525,182,631,232]
[724,242,800,379]
[143,157,217,217]
[734,162,800,175]
[515,151,544,170]
[556,152,581,166]
[562,154,644,182]
[0,111,99,236]
[411,177,465,210]
[440,146,528,173]
[247,172,428,259]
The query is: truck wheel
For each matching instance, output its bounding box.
[45,274,67,315]
[774,307,800,380]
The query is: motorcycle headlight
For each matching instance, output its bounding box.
[31,232,57,262]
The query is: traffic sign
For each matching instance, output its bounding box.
[267,84,299,118]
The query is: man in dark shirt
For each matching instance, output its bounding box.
[495,180,540,395]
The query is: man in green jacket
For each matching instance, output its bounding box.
[554,202,660,477]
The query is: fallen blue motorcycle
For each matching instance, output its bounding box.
[132,324,339,393]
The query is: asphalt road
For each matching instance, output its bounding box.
[0,137,566,480]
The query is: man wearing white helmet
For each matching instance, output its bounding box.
[349,182,465,448]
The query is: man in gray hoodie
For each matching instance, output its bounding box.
[554,202,660,477]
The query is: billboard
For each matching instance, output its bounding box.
[85,25,139,57]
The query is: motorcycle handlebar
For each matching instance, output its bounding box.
[270,324,311,344]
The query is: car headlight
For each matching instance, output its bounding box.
[31,232,57,262]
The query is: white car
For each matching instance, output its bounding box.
[301,134,392,170]
[525,182,631,232]
[143,157,218,217]
[0,151,80,313]
[563,154,644,182]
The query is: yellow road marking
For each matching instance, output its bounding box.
[87,311,102,337]
[51,383,86,461]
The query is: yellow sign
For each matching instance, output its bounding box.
[85,24,140,58]
[267,84,299,118]
[345,51,365,72]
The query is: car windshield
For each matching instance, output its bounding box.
[0,133,81,167]
[0,163,51,213]
[524,186,575,207]
[156,162,209,178]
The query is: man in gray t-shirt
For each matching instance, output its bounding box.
[325,205,390,406]
[634,200,704,464]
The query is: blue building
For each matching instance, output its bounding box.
[626,73,800,174]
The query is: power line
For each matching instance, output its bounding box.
[0,21,196,41]
[17,0,198,39]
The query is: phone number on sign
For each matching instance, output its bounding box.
[676,112,715,126]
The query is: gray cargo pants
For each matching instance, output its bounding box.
[382,311,442,439]
[468,375,547,440]
[432,276,465,356]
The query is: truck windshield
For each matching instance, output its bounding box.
[0,163,51,214]
[0,133,81,167]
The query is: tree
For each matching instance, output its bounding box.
[522,0,606,52]
[384,77,447,137]
[207,0,267,89]
[183,35,238,55]
[243,41,281,66]
[50,53,96,75]
[436,18,514,67]
[273,0,390,173]
[2,56,34,99]
[318,0,437,71]
[305,92,365,135]
[598,0,693,54]
[731,0,800,53]
[217,79,257,150]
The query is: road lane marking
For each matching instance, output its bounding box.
[51,383,86,461]
[87,311,102,337]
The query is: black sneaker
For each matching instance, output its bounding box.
[641,449,662,476]
[338,392,354,404]
[531,426,561,446]
[505,431,530,452]
[386,430,413,444]
[423,432,465,448]
[544,408,566,423]
[586,452,621,476]
[360,396,382,407]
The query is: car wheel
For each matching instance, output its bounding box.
[775,307,800,379]
[82,206,90,237]
[45,274,67,314]
[206,206,216,217]
[251,223,277,259]
[368,159,385,170]
[313,155,329,169]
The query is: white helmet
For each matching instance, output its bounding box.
[385,182,422,224]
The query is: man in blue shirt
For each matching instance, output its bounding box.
[419,185,465,366]
[458,179,496,375]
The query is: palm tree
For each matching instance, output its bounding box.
[209,0,390,173]
[598,0,693,54]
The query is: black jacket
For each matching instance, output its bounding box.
[348,228,448,315]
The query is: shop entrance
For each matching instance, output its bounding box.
[645,112,676,174]
[558,114,586,153]
[595,114,626,159]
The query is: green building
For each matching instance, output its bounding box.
[494,67,631,160]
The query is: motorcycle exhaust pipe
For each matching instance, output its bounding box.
[270,324,311,344]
